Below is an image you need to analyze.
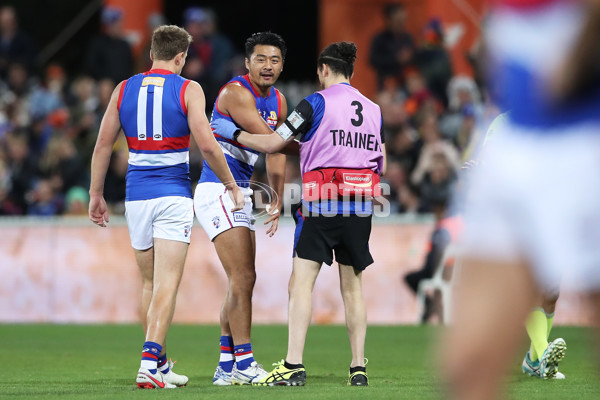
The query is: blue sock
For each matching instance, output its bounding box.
[234,343,255,371]
[140,341,162,374]
[219,336,235,373]
[157,353,170,374]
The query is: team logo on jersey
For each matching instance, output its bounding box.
[183,224,191,237]
[212,216,221,229]
[267,110,278,127]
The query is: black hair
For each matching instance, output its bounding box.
[317,41,357,79]
[384,3,404,19]
[244,32,287,60]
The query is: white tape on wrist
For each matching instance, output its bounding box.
[266,205,280,215]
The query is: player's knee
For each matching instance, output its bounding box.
[230,270,256,294]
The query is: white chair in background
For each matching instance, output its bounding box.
[416,244,460,324]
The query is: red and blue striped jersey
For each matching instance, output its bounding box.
[118,69,192,201]
[199,74,282,187]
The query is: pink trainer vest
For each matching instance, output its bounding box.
[299,83,383,176]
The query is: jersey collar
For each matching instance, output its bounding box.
[144,69,174,75]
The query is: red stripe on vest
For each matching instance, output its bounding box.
[242,74,261,98]
[127,135,190,151]
[180,80,191,115]
[117,80,127,111]
[143,69,174,75]
[275,88,282,119]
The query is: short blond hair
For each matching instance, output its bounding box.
[151,25,192,61]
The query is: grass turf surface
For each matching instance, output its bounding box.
[2,324,598,399]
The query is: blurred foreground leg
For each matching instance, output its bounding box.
[441,258,538,400]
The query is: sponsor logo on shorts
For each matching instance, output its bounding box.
[183,224,191,238]
[212,216,221,229]
[233,212,249,223]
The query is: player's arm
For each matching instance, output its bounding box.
[217,84,276,136]
[88,81,123,227]
[186,81,244,211]
[212,98,314,154]
[264,94,288,236]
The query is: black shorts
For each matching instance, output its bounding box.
[292,203,374,270]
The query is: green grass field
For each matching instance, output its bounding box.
[2,324,598,399]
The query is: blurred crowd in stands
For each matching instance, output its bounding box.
[0,3,491,217]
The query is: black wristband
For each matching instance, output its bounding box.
[233,129,242,142]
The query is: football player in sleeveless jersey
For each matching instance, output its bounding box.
[89,25,244,389]
[194,32,288,385]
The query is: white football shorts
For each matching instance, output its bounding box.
[125,196,194,250]
[194,182,255,241]
[460,123,600,292]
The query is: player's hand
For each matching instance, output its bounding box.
[210,118,239,140]
[228,185,245,212]
[89,193,109,227]
[264,202,281,237]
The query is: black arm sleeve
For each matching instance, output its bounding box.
[278,98,314,141]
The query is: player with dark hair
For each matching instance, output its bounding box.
[244,31,287,61]
[212,41,387,386]
[89,25,244,389]
[194,31,288,385]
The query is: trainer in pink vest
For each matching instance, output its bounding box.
[299,83,384,177]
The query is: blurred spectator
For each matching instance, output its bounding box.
[388,124,421,174]
[376,76,408,129]
[410,114,460,192]
[136,12,167,73]
[85,6,133,84]
[439,75,483,149]
[182,7,235,109]
[94,78,115,131]
[402,69,441,123]
[404,199,462,323]
[64,186,89,216]
[25,115,53,158]
[29,63,67,121]
[103,147,127,214]
[418,151,457,212]
[369,3,414,89]
[397,183,422,215]
[26,178,62,216]
[5,132,39,213]
[414,18,453,106]
[68,76,99,162]
[1,62,34,128]
[0,6,36,79]
[380,160,405,211]
[0,151,20,215]
[39,134,88,193]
